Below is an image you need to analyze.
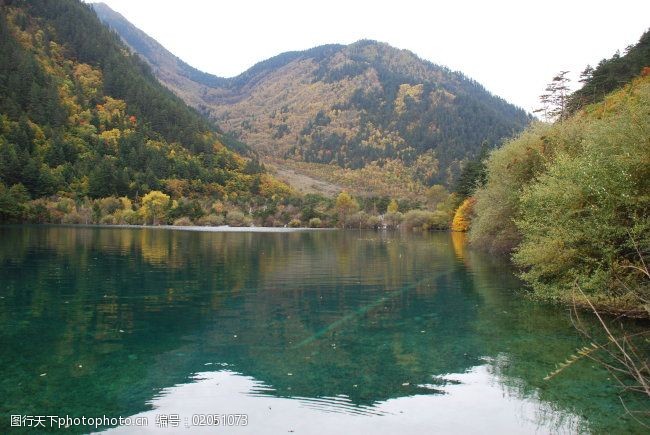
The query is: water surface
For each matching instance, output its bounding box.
[0,226,644,433]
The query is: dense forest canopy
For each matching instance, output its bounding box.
[0,0,291,205]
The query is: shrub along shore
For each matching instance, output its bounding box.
[469,75,649,315]
[0,187,463,231]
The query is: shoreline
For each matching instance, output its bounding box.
[0,223,338,233]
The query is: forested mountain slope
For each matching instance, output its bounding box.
[93,3,532,187]
[0,0,287,211]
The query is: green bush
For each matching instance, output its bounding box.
[348,211,369,229]
[99,214,117,225]
[55,197,76,214]
[403,210,435,231]
[0,183,30,222]
[470,117,589,254]
[513,77,650,307]
[173,216,193,226]
[226,210,250,227]
[470,74,650,310]
[196,214,224,226]
[383,211,403,229]
[98,196,122,215]
[469,124,551,253]
[120,209,141,225]
[25,199,51,223]
[61,211,82,224]
[367,215,382,230]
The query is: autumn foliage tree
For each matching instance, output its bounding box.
[451,197,476,232]
[141,191,171,225]
[335,191,359,228]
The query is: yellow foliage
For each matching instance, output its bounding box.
[259,174,295,199]
[163,179,189,199]
[48,41,64,63]
[118,197,132,211]
[73,63,103,101]
[96,96,127,128]
[387,199,399,213]
[430,89,456,106]
[360,125,405,151]
[140,191,171,225]
[451,197,476,232]
[335,191,359,227]
[99,128,121,149]
[413,149,439,183]
[281,157,428,200]
[146,140,164,151]
[211,201,225,214]
[395,83,424,115]
[212,141,224,152]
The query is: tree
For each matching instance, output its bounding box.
[140,190,170,225]
[226,210,250,227]
[454,143,489,198]
[579,65,594,84]
[451,197,476,232]
[0,182,30,223]
[426,185,449,207]
[568,30,650,113]
[383,211,403,229]
[534,71,571,122]
[473,72,650,309]
[387,199,399,213]
[335,191,359,228]
[88,158,117,198]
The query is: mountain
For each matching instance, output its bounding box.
[0,0,290,221]
[92,3,532,188]
[89,2,227,107]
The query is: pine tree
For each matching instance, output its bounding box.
[534,71,571,122]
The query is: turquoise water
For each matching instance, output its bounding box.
[0,226,645,433]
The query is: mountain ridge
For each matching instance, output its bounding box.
[92,3,519,106]
[93,2,532,188]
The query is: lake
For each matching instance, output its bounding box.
[0,226,645,433]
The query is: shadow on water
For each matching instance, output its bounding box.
[0,226,646,433]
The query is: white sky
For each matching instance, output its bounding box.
[86,0,649,114]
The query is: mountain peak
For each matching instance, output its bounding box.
[93,3,531,187]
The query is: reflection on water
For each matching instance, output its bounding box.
[107,368,582,434]
[0,226,645,433]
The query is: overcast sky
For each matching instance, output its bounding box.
[86,0,649,114]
